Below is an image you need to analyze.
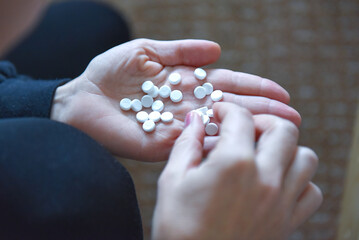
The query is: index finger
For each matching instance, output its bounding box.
[206,102,255,166]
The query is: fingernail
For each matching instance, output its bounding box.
[184,111,193,128]
[184,111,196,127]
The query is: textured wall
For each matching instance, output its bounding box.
[105,0,359,239]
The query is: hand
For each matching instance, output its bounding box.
[51,38,301,162]
[152,102,322,240]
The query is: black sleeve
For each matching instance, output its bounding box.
[0,61,70,119]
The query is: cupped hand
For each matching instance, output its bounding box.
[51,38,301,162]
[152,103,322,240]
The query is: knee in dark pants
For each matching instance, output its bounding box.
[4,1,132,79]
[0,118,142,240]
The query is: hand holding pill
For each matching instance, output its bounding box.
[152,102,322,240]
[51,38,301,162]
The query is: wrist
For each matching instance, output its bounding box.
[50,76,80,123]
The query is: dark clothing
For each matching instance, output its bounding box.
[0,118,143,240]
[4,1,131,79]
[0,1,142,239]
[0,61,69,118]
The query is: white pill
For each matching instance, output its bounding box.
[194,68,207,80]
[211,90,223,102]
[141,95,154,108]
[136,111,149,123]
[143,120,156,133]
[170,90,183,103]
[168,72,181,85]
[161,112,174,123]
[205,123,219,136]
[149,86,159,98]
[149,111,161,122]
[195,106,208,116]
[152,100,164,112]
[159,85,171,98]
[202,114,210,125]
[194,86,207,99]
[206,109,214,117]
[120,98,131,111]
[142,81,154,93]
[131,99,142,112]
[202,82,214,95]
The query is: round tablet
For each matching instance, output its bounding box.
[143,120,156,133]
[159,85,171,98]
[202,114,210,125]
[170,90,183,103]
[205,123,219,136]
[206,109,214,118]
[141,95,154,108]
[136,111,149,123]
[149,86,159,98]
[211,90,223,102]
[161,112,174,123]
[131,99,142,112]
[202,82,214,95]
[194,68,207,80]
[194,86,206,99]
[168,72,181,85]
[120,98,131,111]
[142,81,154,94]
[196,106,208,116]
[149,111,161,122]
[152,100,164,112]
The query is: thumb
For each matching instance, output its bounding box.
[165,111,205,174]
[146,39,221,67]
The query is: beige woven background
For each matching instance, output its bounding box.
[102,0,358,239]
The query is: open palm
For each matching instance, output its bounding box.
[54,39,300,162]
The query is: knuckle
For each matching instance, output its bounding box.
[229,156,255,173]
[299,146,319,168]
[259,181,281,203]
[212,150,255,169]
[209,151,256,179]
[275,118,299,137]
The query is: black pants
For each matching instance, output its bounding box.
[0,118,142,239]
[0,1,142,239]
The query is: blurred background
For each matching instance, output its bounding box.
[104,0,359,239]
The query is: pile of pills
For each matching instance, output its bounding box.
[120,68,222,134]
[194,106,218,136]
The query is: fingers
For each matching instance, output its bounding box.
[165,111,205,174]
[254,114,299,181]
[203,136,219,158]
[284,146,319,201]
[208,69,290,104]
[223,93,301,127]
[143,39,221,67]
[291,182,323,229]
[206,103,255,166]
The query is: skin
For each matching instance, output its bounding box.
[51,38,301,162]
[153,103,323,240]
